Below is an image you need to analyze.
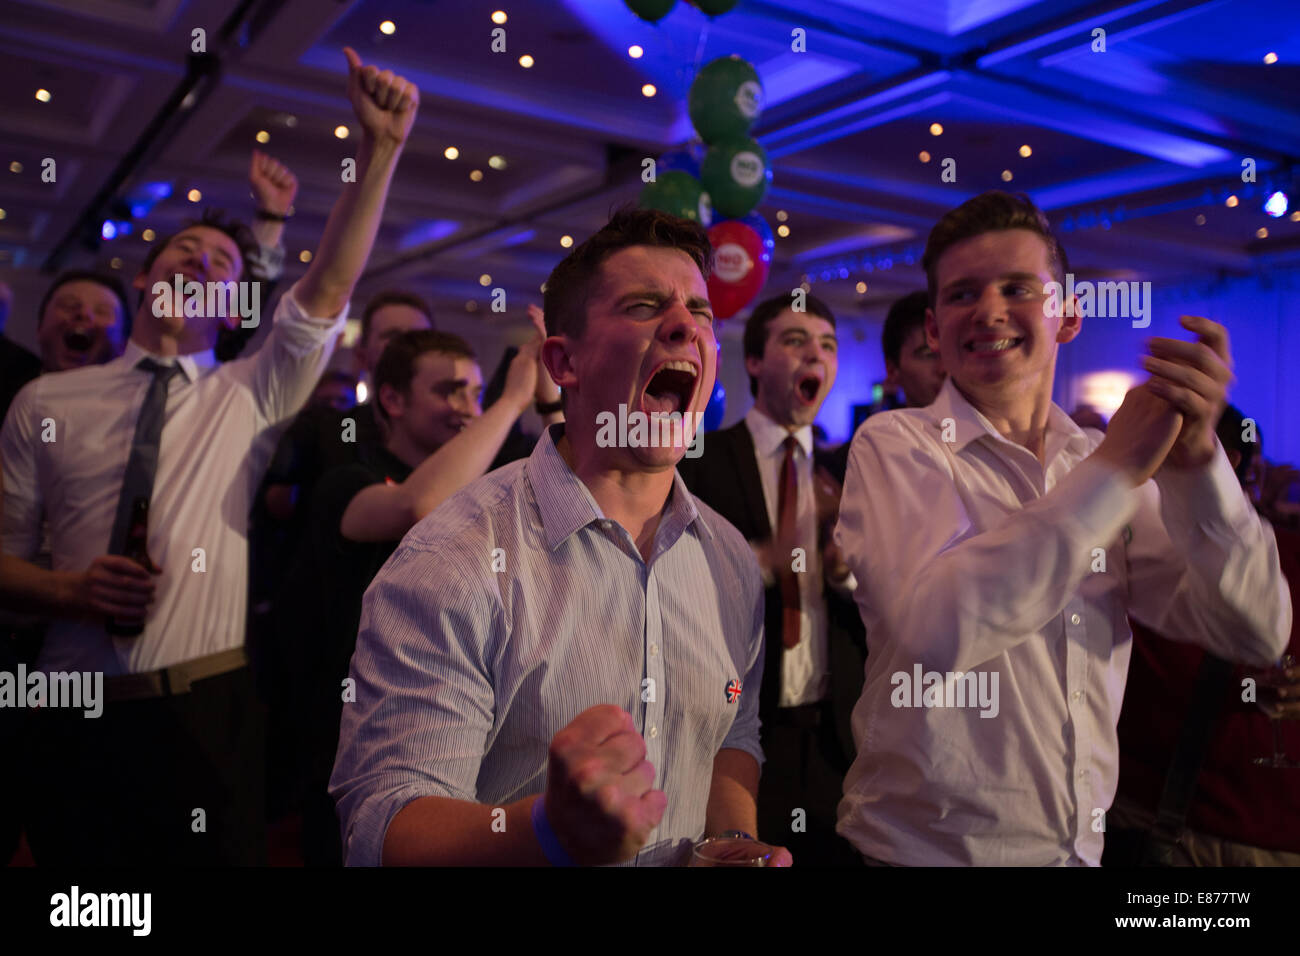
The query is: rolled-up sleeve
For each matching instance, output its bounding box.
[244,282,347,427]
[329,541,499,866]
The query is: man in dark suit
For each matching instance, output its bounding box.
[677,291,866,865]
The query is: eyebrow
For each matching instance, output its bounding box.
[614,290,712,312]
[940,271,1044,294]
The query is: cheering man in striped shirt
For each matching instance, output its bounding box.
[332,208,791,866]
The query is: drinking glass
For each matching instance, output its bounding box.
[1252,654,1299,769]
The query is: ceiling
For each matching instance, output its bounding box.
[1,0,1298,335]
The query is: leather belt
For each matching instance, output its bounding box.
[770,699,831,729]
[103,647,248,703]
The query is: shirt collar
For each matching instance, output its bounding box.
[122,338,214,384]
[927,377,1091,461]
[528,423,714,551]
[744,405,814,459]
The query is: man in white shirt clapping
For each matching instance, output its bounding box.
[834,190,1291,866]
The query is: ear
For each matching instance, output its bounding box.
[883,360,899,388]
[744,353,764,385]
[377,382,404,422]
[541,336,578,392]
[924,307,940,352]
[1057,298,1082,343]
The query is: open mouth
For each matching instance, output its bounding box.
[965,335,1025,354]
[795,374,822,405]
[63,330,94,354]
[641,360,699,416]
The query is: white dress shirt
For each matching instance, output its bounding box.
[834,378,1291,866]
[1,285,346,674]
[745,406,831,707]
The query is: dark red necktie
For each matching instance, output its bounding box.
[776,436,801,649]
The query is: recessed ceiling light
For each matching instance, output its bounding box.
[9,161,23,173]
[187,188,202,202]
[479,274,492,286]
[519,55,534,68]
[334,125,349,139]
[444,146,459,160]
[489,155,507,170]
[1019,145,1032,157]
[641,84,656,97]
[470,169,484,182]
[855,281,867,294]
[777,224,790,237]
[142,228,156,241]
[628,45,644,59]
[560,235,573,248]
[1225,195,1239,207]
[1256,227,1268,238]
[379,20,396,35]
[255,130,270,143]
[492,11,507,24]
[35,89,51,103]
[918,151,931,163]
[929,122,943,136]
[299,250,312,262]
[1291,210,1300,221]
[1001,170,1013,181]
[1194,214,1206,225]
[776,210,788,222]
[110,257,123,269]
[1263,52,1278,64]
[0,209,6,220]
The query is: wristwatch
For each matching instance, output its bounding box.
[535,398,563,415]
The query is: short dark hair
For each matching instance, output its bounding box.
[37,270,132,338]
[139,209,258,291]
[361,290,436,348]
[921,191,1068,308]
[882,290,929,368]
[1215,403,1260,485]
[542,205,712,342]
[742,291,836,397]
[373,329,476,422]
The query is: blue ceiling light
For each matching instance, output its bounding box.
[1264,190,1289,218]
[101,220,117,240]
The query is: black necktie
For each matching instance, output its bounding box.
[108,358,181,555]
[777,436,802,649]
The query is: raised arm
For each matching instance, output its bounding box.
[295,47,418,318]
[340,341,539,542]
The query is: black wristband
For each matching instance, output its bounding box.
[535,398,563,415]
[254,209,290,222]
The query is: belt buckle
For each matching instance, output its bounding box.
[161,664,192,696]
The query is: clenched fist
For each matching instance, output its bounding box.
[544,705,666,865]
[342,46,419,147]
[249,149,298,216]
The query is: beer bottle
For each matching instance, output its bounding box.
[106,496,154,637]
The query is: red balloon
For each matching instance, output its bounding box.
[706,220,768,319]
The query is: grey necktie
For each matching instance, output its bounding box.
[108,357,182,555]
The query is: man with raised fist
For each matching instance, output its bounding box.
[0,47,418,866]
[332,208,788,866]
[833,191,1291,866]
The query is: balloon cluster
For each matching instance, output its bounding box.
[639,55,773,319]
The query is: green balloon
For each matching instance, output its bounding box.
[690,0,740,13]
[639,170,714,226]
[700,139,770,218]
[624,0,677,22]
[688,55,763,144]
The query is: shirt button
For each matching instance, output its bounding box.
[649,726,659,739]
[1078,769,1087,779]
[1070,613,1081,626]
[1071,690,1083,701]
[649,643,659,657]
[601,520,612,529]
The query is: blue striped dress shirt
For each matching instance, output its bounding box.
[331,424,766,866]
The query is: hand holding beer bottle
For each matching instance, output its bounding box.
[82,497,161,636]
